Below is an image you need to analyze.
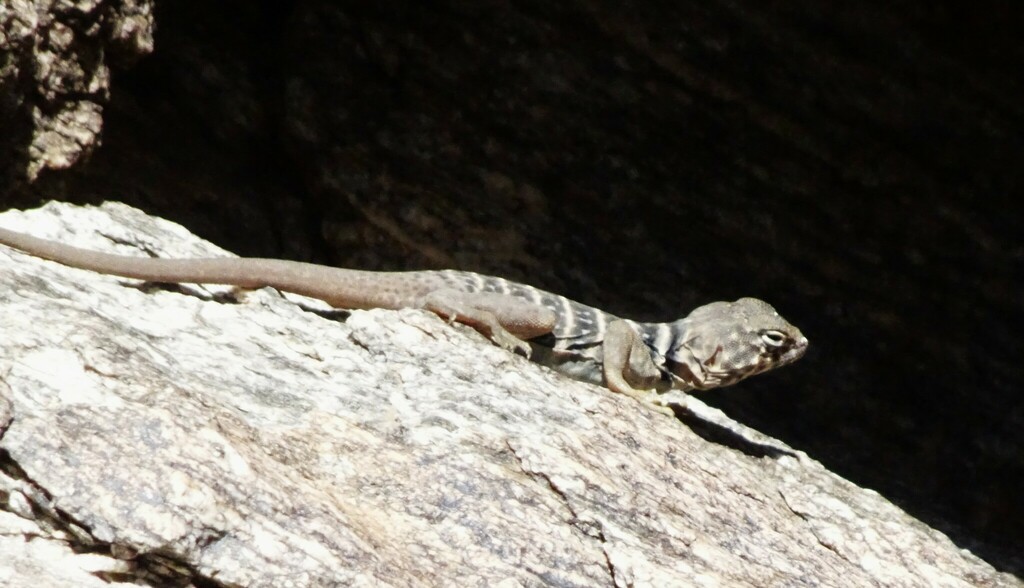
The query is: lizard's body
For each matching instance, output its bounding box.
[0,225,808,412]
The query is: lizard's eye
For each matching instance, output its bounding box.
[760,330,787,347]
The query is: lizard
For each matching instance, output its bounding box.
[0,224,808,413]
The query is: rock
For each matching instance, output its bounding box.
[0,0,154,184]
[0,202,1015,587]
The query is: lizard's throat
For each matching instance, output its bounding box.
[662,346,753,391]
[662,350,715,391]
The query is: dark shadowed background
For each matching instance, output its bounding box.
[2,0,1021,577]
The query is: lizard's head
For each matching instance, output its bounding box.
[663,297,808,391]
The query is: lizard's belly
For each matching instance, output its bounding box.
[527,342,605,386]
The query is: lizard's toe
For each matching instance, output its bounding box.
[647,401,676,416]
[491,330,531,358]
[508,336,532,358]
[637,391,676,416]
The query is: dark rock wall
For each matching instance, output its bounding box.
[3,0,1021,575]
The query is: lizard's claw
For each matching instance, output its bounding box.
[645,393,678,416]
[490,330,532,358]
[611,382,676,416]
[648,403,676,416]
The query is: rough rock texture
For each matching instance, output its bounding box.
[0,202,1018,588]
[0,0,1022,580]
[0,0,154,184]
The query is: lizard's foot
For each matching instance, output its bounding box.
[645,392,681,416]
[643,396,676,416]
[611,384,675,416]
[489,328,532,358]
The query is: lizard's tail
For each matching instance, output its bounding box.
[0,226,431,310]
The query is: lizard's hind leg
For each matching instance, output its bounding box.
[417,289,557,357]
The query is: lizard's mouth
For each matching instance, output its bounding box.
[777,335,810,366]
[748,333,810,378]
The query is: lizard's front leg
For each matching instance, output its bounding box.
[603,320,675,415]
[417,289,557,357]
